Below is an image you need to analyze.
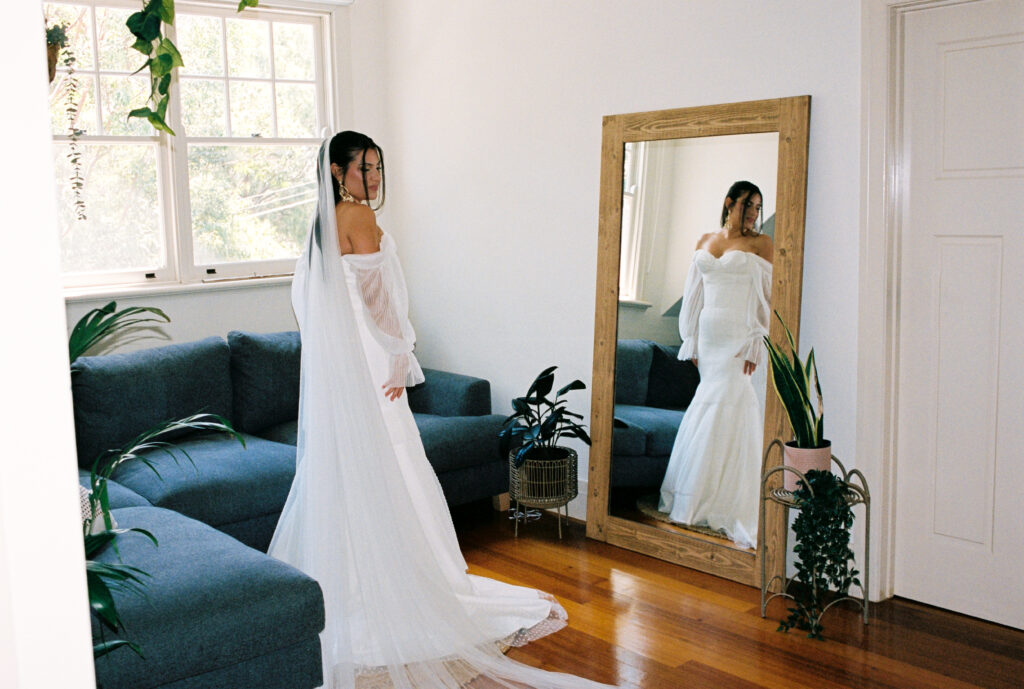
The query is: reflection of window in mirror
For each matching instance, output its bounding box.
[618,142,646,303]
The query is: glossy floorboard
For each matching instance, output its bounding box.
[452,505,1024,689]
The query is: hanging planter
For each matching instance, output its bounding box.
[45,22,67,83]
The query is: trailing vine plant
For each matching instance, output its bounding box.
[779,469,861,640]
[125,0,183,134]
[63,44,87,220]
[47,21,86,219]
[125,0,260,136]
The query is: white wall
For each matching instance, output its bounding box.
[66,282,297,354]
[363,0,862,510]
[1,1,96,686]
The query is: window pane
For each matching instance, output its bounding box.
[100,75,152,136]
[50,73,98,136]
[44,4,94,70]
[181,79,227,137]
[53,143,163,273]
[177,14,224,77]
[276,83,316,138]
[273,23,315,81]
[96,7,137,72]
[188,145,317,265]
[227,18,271,78]
[229,81,273,137]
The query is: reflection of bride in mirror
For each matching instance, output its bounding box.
[657,181,772,549]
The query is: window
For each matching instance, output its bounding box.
[618,141,647,302]
[46,0,333,290]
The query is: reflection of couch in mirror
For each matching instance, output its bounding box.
[611,339,700,493]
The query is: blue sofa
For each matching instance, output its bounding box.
[611,339,700,490]
[71,331,508,689]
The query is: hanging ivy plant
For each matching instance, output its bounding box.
[124,0,258,135]
[779,469,861,639]
[125,0,183,134]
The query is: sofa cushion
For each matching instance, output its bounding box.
[90,506,324,689]
[408,368,492,416]
[110,433,296,530]
[228,331,301,434]
[414,413,506,473]
[71,337,233,468]
[611,414,647,457]
[615,340,654,405]
[258,419,298,445]
[645,343,700,410]
[78,470,150,509]
[613,404,685,457]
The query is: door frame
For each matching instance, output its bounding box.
[858,0,976,601]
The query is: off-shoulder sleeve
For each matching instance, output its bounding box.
[736,260,772,365]
[342,245,425,387]
[677,258,703,361]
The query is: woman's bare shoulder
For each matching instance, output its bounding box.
[695,232,718,250]
[753,232,774,261]
[336,204,381,255]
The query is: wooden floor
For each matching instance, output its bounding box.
[452,504,1024,689]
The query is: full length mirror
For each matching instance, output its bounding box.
[586,97,810,587]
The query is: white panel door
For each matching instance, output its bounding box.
[895,0,1024,629]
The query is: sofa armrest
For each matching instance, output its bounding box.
[407,368,492,416]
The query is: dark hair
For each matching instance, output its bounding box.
[720,180,763,236]
[328,130,386,211]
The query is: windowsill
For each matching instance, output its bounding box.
[618,299,652,310]
[63,274,294,304]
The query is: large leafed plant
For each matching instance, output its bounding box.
[498,366,591,467]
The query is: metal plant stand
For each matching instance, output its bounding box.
[509,448,578,538]
[760,439,871,627]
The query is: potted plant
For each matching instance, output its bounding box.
[498,366,590,537]
[45,22,68,83]
[763,311,830,491]
[778,468,861,640]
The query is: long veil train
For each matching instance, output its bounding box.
[268,140,618,689]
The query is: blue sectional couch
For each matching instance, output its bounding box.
[72,331,508,689]
[611,339,700,490]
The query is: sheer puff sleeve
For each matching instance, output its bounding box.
[735,259,772,366]
[677,258,704,361]
[342,237,425,388]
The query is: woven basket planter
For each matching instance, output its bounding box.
[508,447,578,537]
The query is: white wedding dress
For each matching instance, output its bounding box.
[658,248,771,549]
[268,141,616,689]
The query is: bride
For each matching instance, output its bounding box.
[658,181,772,550]
[269,131,616,689]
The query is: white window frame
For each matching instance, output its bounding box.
[49,0,339,293]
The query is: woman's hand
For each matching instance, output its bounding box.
[383,385,405,401]
[691,358,698,368]
[743,360,757,375]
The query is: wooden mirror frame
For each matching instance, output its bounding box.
[585,96,811,587]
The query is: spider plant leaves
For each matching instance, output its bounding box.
[237,0,260,10]
[68,301,170,362]
[93,639,143,660]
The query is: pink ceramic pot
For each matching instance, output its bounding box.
[782,441,832,492]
